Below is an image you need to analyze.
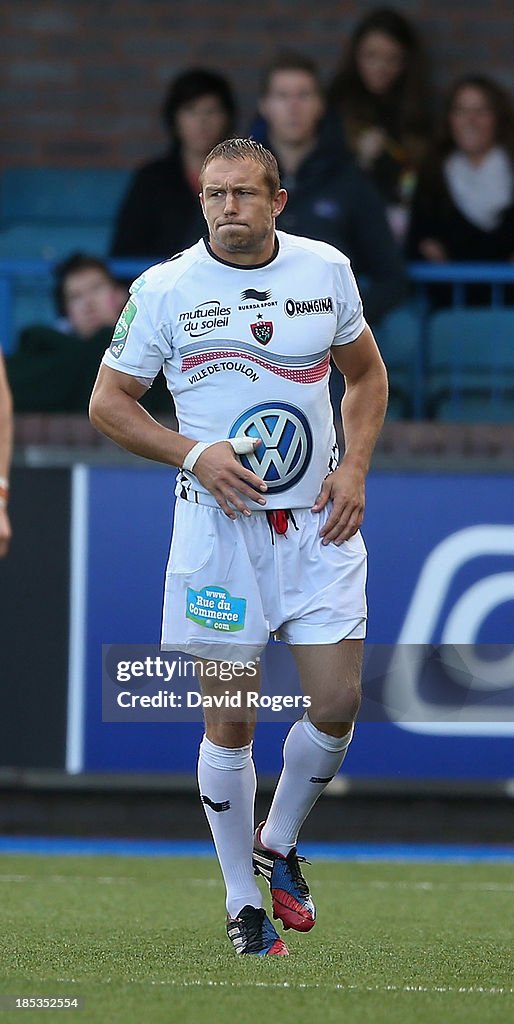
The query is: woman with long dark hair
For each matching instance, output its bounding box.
[329,7,432,240]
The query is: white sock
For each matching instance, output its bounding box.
[261,715,354,856]
[197,735,263,918]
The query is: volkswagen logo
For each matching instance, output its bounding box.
[229,402,312,493]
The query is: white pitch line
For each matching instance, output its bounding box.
[148,980,514,995]
[194,878,514,894]
[316,880,514,893]
[0,874,137,884]
[52,977,514,995]
[0,875,216,885]
[1,876,513,893]
[0,874,217,885]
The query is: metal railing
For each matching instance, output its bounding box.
[407,264,514,418]
[2,259,514,418]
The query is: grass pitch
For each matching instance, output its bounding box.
[0,853,512,1024]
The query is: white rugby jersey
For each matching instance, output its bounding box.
[102,231,366,509]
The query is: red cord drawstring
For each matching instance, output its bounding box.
[266,510,289,535]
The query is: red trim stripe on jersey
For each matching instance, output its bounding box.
[181,349,330,383]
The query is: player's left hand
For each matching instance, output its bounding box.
[311,462,365,545]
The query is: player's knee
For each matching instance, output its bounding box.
[309,680,361,725]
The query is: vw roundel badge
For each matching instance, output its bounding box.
[229,402,313,493]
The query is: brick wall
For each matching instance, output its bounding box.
[1,0,513,168]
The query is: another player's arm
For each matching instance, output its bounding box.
[312,325,388,544]
[0,351,13,557]
[89,364,267,518]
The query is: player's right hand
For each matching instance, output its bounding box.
[193,439,267,519]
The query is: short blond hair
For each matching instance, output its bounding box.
[200,138,281,196]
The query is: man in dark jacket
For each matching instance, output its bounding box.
[259,53,406,326]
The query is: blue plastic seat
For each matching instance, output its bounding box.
[374,305,420,417]
[0,167,131,260]
[0,168,130,226]
[12,277,55,337]
[433,395,514,422]
[427,308,514,421]
[0,223,111,260]
[0,167,132,348]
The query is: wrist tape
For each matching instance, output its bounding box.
[182,437,257,474]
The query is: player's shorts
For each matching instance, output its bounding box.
[161,497,367,663]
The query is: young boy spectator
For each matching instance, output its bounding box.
[54,253,127,339]
[7,254,127,413]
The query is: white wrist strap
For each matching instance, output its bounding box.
[182,437,257,474]
[181,442,211,473]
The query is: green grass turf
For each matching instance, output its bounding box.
[0,854,512,1024]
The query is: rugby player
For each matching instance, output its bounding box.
[90,138,388,957]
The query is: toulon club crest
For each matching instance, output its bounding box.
[250,320,274,345]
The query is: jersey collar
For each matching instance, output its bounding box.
[203,235,279,270]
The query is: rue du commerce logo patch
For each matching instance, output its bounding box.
[186,585,247,632]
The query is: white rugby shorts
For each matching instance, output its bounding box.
[161,498,367,663]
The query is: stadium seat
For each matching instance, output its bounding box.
[0,168,131,260]
[0,168,131,348]
[373,305,420,418]
[0,168,130,227]
[385,394,411,420]
[433,395,514,422]
[12,277,55,338]
[0,223,111,260]
[427,308,514,421]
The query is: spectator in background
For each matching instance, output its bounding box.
[0,349,13,557]
[110,69,236,260]
[408,75,514,264]
[6,255,132,413]
[53,253,126,338]
[259,53,406,326]
[328,7,432,243]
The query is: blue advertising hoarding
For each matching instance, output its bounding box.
[79,467,514,780]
